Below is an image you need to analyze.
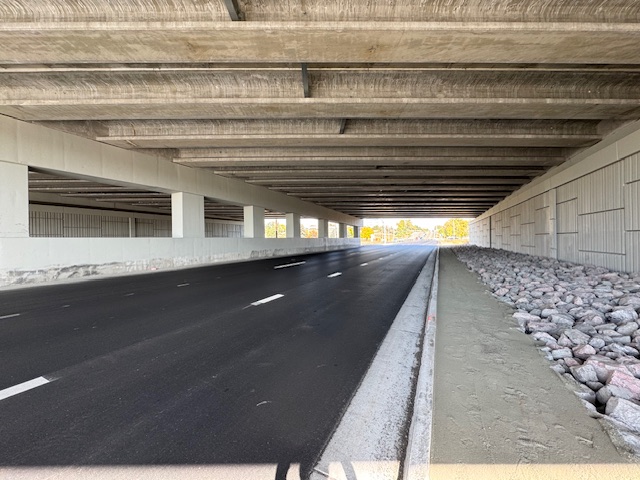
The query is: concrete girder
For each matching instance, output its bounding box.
[3,70,639,102]
[0,23,639,65]
[97,134,600,150]
[174,146,566,159]
[4,101,640,123]
[3,1,640,24]
[176,157,565,168]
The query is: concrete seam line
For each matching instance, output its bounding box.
[402,247,439,480]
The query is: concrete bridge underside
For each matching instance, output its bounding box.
[1,1,640,283]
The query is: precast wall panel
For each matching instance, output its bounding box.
[29,211,63,237]
[470,121,640,272]
[469,217,490,246]
[625,154,640,183]
[577,163,624,215]
[205,221,243,238]
[625,180,640,232]
[627,232,640,272]
[578,210,625,255]
[100,216,129,237]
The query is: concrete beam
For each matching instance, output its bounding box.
[97,133,600,149]
[0,23,638,65]
[4,101,639,122]
[0,115,360,226]
[177,146,566,159]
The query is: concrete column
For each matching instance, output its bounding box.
[353,225,360,239]
[244,205,265,238]
[318,219,329,238]
[0,162,29,237]
[339,222,347,238]
[286,213,301,238]
[171,192,205,238]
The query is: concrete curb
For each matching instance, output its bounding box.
[310,248,437,480]
[402,247,439,480]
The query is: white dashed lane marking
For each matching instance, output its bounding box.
[177,283,190,287]
[250,294,285,306]
[274,261,306,270]
[360,263,369,266]
[0,313,21,320]
[327,272,342,278]
[0,376,52,402]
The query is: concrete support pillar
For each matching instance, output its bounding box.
[0,161,29,238]
[353,226,360,239]
[171,192,205,238]
[286,213,301,238]
[339,222,347,238]
[244,205,265,238]
[318,219,329,238]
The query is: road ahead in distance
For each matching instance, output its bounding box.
[0,245,435,478]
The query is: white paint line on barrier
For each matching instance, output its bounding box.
[177,283,190,287]
[0,313,20,320]
[274,261,306,270]
[251,294,284,306]
[0,376,51,402]
[327,272,342,278]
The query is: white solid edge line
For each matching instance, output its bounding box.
[327,272,342,278]
[402,247,439,480]
[251,294,285,306]
[274,261,307,270]
[0,376,51,401]
[0,313,21,320]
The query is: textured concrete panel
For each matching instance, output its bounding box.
[626,232,640,273]
[556,180,578,203]
[625,181,640,231]
[577,162,624,214]
[579,251,626,271]
[558,233,579,263]
[625,154,640,183]
[557,199,578,234]
[578,210,625,254]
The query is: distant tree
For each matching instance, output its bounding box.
[395,219,423,239]
[360,226,374,240]
[265,220,287,238]
[442,218,469,238]
[302,227,318,238]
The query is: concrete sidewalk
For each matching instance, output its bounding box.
[430,249,640,479]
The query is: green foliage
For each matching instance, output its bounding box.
[395,219,423,239]
[440,218,469,238]
[265,220,287,238]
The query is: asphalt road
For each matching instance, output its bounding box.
[0,245,435,477]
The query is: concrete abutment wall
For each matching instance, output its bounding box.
[470,121,640,273]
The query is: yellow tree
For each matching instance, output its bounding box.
[442,218,469,238]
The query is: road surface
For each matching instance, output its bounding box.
[0,245,435,478]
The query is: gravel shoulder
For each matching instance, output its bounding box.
[430,249,639,478]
